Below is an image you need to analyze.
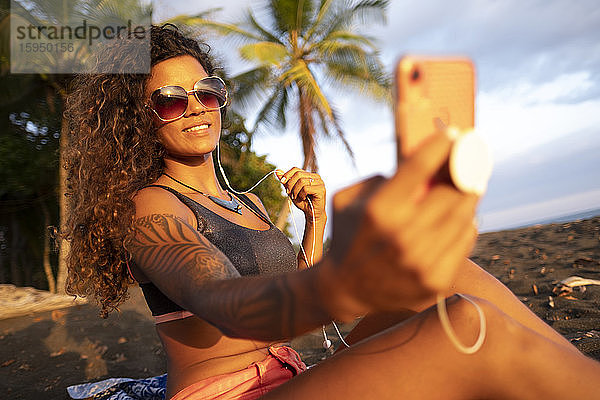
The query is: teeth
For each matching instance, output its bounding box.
[184,124,209,132]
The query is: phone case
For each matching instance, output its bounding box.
[394,56,475,160]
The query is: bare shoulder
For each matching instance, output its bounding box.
[133,186,197,229]
[243,192,270,218]
[128,186,196,281]
[127,188,241,283]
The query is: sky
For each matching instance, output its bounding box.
[153,0,600,234]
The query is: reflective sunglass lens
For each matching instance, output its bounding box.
[155,96,187,120]
[151,89,187,121]
[195,92,222,109]
[194,77,228,107]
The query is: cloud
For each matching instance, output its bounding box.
[153,0,251,21]
[378,0,600,91]
[481,128,600,208]
[157,0,600,96]
[478,72,600,161]
[487,72,595,105]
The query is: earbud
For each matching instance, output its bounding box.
[322,326,332,349]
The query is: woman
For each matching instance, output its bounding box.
[64,25,600,399]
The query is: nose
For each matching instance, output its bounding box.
[185,92,206,116]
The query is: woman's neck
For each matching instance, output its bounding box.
[162,153,225,197]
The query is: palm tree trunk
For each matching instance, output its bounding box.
[298,87,317,172]
[0,230,6,283]
[56,113,69,294]
[40,199,56,293]
[10,215,24,286]
[275,87,316,231]
[275,201,291,231]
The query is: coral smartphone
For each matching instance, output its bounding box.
[393,55,492,195]
[394,55,475,161]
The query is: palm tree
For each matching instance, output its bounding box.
[183,0,391,227]
[2,0,152,293]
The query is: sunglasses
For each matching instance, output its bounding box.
[147,76,228,122]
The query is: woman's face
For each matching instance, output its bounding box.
[146,55,222,161]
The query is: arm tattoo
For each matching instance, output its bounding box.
[128,213,240,287]
[127,213,325,340]
[202,273,298,339]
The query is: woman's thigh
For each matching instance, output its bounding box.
[336,309,417,349]
[264,295,504,399]
[265,295,600,399]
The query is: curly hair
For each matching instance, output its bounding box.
[63,25,221,317]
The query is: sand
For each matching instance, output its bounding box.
[1,216,599,399]
[470,217,600,359]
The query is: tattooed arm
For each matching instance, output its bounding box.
[127,132,481,340]
[127,213,332,340]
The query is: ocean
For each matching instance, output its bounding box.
[481,207,600,232]
[531,207,600,226]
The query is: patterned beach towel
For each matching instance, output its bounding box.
[67,374,166,400]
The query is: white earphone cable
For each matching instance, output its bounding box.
[216,143,277,195]
[436,293,486,354]
[288,197,311,268]
[291,197,351,349]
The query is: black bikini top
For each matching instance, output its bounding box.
[137,185,298,319]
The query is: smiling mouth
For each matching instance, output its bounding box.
[183,124,210,133]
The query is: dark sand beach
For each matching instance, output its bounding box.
[1,216,599,399]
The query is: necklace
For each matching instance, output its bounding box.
[163,173,243,215]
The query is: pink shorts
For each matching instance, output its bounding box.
[170,346,307,400]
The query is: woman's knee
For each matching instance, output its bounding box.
[441,295,528,353]
[445,295,542,373]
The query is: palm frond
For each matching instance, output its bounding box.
[267,0,316,36]
[229,66,275,113]
[6,1,43,26]
[324,54,392,104]
[317,39,390,95]
[314,103,355,164]
[165,8,222,22]
[314,37,376,63]
[347,0,389,25]
[162,11,221,28]
[22,0,75,24]
[171,18,263,42]
[78,0,151,27]
[252,85,290,135]
[315,30,377,51]
[245,11,284,45]
[280,61,334,119]
[311,0,388,44]
[296,0,317,36]
[304,0,335,41]
[239,42,289,67]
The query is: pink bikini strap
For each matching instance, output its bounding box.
[125,257,137,281]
